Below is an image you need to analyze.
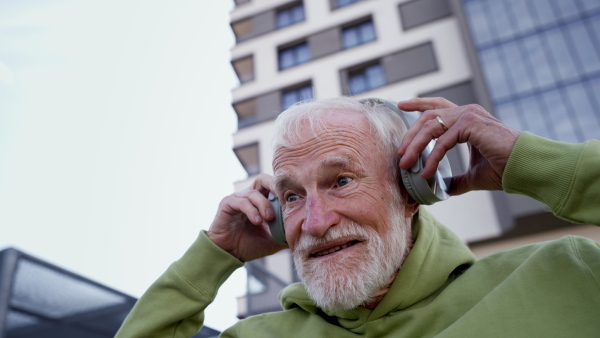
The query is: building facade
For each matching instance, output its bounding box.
[229,0,600,318]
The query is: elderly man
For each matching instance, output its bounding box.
[117,97,600,337]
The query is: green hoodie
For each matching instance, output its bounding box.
[116,133,600,337]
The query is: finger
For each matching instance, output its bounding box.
[252,173,273,196]
[245,189,275,221]
[231,188,274,222]
[422,127,460,178]
[397,97,457,112]
[398,107,459,159]
[399,110,454,169]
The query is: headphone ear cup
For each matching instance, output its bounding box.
[401,167,427,205]
[400,143,451,205]
[268,193,287,244]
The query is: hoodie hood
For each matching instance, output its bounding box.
[279,208,476,330]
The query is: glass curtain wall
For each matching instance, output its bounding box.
[463,0,600,142]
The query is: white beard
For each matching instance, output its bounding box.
[292,205,411,312]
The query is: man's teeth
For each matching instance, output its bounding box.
[315,242,353,257]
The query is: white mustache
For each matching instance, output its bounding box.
[294,222,373,255]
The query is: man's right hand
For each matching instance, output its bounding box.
[207,174,286,262]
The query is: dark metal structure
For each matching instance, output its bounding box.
[0,248,219,338]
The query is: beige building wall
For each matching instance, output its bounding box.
[232,0,503,242]
[229,0,600,318]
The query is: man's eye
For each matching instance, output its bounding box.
[337,177,352,187]
[286,194,299,203]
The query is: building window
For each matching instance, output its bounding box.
[276,3,305,29]
[234,99,257,128]
[282,84,313,110]
[333,0,363,9]
[279,42,311,70]
[234,143,260,177]
[231,18,253,41]
[232,56,254,84]
[348,63,386,95]
[342,20,376,49]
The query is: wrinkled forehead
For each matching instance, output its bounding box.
[277,109,370,147]
[272,111,376,173]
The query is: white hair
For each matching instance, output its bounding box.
[272,97,408,182]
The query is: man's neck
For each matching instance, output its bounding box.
[362,272,397,310]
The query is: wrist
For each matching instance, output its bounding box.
[206,230,241,260]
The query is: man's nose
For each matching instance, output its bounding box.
[302,195,340,238]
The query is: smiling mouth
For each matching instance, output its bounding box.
[311,240,361,257]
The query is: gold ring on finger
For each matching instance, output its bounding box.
[436,116,448,132]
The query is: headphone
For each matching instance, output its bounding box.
[267,98,452,244]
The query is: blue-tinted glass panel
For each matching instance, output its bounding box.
[567,21,600,74]
[502,41,535,95]
[507,0,536,34]
[277,4,305,29]
[360,22,376,42]
[564,82,600,140]
[487,1,514,41]
[542,28,578,81]
[551,0,580,21]
[342,21,376,49]
[589,15,600,46]
[279,43,311,70]
[529,0,558,27]
[580,0,600,12]
[279,49,295,70]
[348,63,385,95]
[349,75,366,95]
[588,78,600,137]
[464,0,600,143]
[365,64,385,89]
[541,89,580,143]
[296,43,310,63]
[494,101,523,131]
[335,0,362,9]
[522,35,554,88]
[464,1,494,46]
[479,48,511,101]
[282,85,314,110]
[519,96,550,138]
[343,29,359,48]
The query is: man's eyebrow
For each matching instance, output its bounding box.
[272,171,294,194]
[318,154,363,173]
[319,155,354,168]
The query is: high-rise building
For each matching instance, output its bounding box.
[229,0,600,318]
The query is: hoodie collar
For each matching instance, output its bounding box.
[279,208,476,329]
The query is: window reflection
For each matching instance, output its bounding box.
[279,42,311,70]
[348,63,385,95]
[282,85,314,110]
[342,20,376,49]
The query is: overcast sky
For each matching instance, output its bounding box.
[0,0,248,331]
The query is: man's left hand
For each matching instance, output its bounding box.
[397,97,521,196]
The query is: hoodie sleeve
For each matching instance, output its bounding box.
[115,231,244,338]
[503,132,600,225]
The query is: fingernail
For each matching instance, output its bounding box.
[254,215,262,224]
[266,207,274,219]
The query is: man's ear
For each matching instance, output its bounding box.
[400,185,420,218]
[404,199,420,218]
